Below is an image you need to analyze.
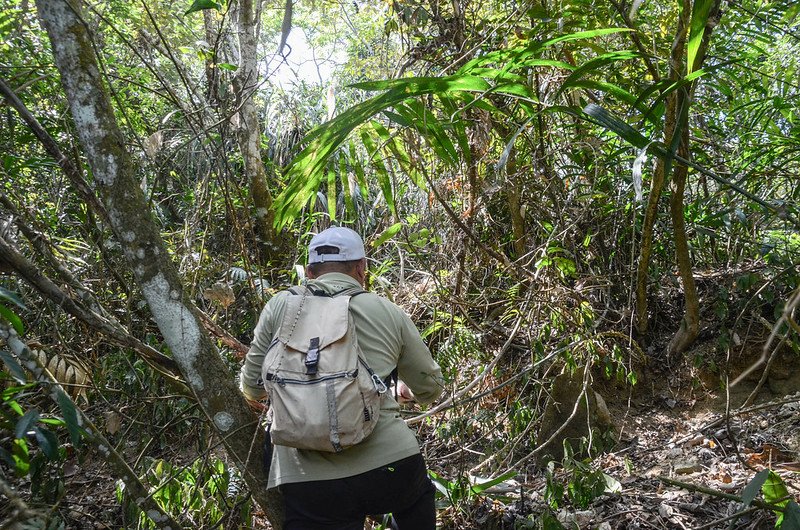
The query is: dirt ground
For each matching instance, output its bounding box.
[441,343,800,530]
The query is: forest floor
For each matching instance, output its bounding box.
[428,341,800,530]
[4,339,799,529]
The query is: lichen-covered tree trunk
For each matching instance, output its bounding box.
[35,0,282,526]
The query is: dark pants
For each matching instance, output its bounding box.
[279,454,436,530]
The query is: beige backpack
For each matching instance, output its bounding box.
[261,286,388,452]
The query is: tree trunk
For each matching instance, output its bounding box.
[35,0,282,526]
[667,0,723,355]
[231,0,277,251]
[667,117,700,355]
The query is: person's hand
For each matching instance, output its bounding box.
[396,381,416,404]
[245,398,267,414]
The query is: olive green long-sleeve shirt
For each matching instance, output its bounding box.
[240,272,443,488]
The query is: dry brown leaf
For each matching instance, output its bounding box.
[33,349,90,403]
[203,282,235,308]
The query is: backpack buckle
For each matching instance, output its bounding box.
[371,373,388,394]
[305,337,320,375]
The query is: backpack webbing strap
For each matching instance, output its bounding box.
[286,285,365,298]
[306,337,320,375]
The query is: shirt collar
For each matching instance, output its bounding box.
[306,272,362,293]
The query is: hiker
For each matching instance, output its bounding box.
[240,226,444,530]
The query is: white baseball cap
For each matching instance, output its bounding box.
[308,227,366,264]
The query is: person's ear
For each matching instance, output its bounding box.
[306,265,315,279]
[356,259,367,285]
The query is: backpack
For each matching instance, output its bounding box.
[261,285,388,453]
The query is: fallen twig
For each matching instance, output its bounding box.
[658,475,786,513]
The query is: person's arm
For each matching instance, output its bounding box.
[396,313,444,406]
[239,293,285,402]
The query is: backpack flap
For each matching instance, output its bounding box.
[279,295,349,347]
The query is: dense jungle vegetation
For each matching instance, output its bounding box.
[1,0,799,527]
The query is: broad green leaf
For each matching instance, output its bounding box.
[373,222,403,247]
[33,426,59,460]
[762,469,790,505]
[687,0,715,73]
[359,130,395,216]
[394,101,457,167]
[371,121,426,190]
[15,409,39,439]
[0,303,24,335]
[277,76,491,227]
[185,0,221,15]
[0,350,27,383]
[437,94,471,167]
[350,75,490,93]
[382,110,411,128]
[56,389,83,447]
[216,62,238,71]
[742,469,769,506]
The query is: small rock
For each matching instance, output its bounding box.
[557,509,595,527]
[674,460,703,474]
[685,434,705,447]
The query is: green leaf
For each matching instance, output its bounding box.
[15,409,39,439]
[33,426,59,459]
[185,0,221,15]
[557,51,640,97]
[373,222,403,247]
[458,28,633,74]
[359,129,395,216]
[687,0,715,74]
[603,473,622,494]
[784,501,800,530]
[216,62,238,71]
[56,390,83,447]
[470,470,517,495]
[326,167,337,220]
[339,155,354,218]
[0,350,27,383]
[762,469,790,505]
[0,303,24,335]
[583,104,650,149]
[0,288,26,310]
[742,469,769,506]
[349,141,368,199]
